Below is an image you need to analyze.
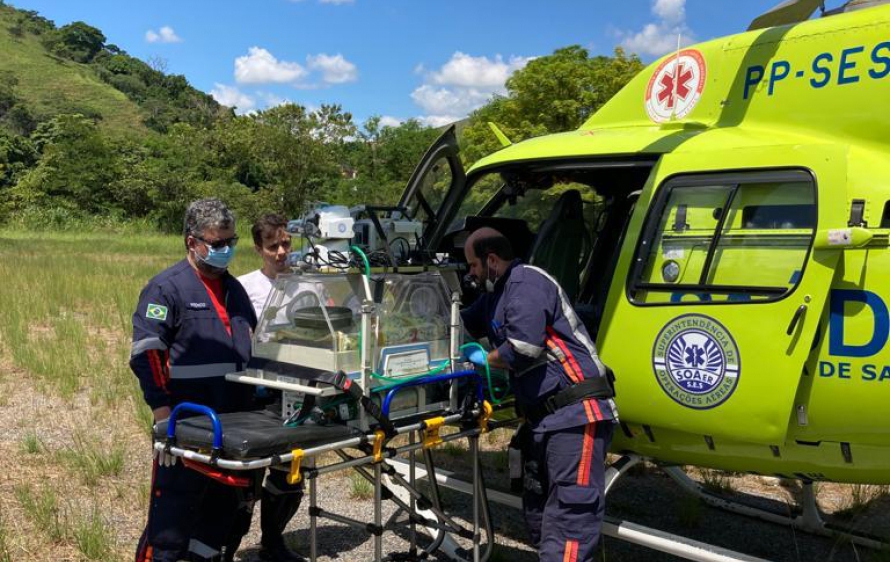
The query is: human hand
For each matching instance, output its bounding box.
[153,445,178,467]
[463,348,488,367]
[152,406,171,423]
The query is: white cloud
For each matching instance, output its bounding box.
[378,116,403,128]
[145,26,182,44]
[411,84,493,117]
[419,115,461,128]
[256,91,292,109]
[232,48,359,89]
[618,0,695,58]
[653,0,685,23]
[430,52,532,88]
[210,84,255,114]
[235,47,308,85]
[307,53,358,84]
[411,51,532,125]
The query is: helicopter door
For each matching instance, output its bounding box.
[598,146,845,445]
[397,125,466,251]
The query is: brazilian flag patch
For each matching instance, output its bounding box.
[146,303,168,321]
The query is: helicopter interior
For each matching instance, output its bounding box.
[439,159,655,337]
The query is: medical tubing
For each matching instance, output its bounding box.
[459,342,510,405]
[381,369,482,417]
[350,245,373,302]
[167,402,223,450]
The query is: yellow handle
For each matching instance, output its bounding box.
[287,448,304,485]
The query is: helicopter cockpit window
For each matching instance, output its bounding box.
[630,170,816,305]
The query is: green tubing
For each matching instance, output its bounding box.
[460,342,511,405]
[351,244,371,364]
[350,245,371,279]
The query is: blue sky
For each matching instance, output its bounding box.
[10,0,811,126]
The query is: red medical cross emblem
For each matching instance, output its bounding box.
[657,62,694,109]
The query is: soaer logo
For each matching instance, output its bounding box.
[645,49,707,123]
[652,314,740,409]
[146,303,168,321]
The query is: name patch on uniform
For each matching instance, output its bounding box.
[652,314,740,410]
[187,302,208,310]
[146,303,168,321]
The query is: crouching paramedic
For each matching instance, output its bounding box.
[460,227,618,562]
[131,198,259,562]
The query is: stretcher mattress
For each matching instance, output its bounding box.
[155,409,360,459]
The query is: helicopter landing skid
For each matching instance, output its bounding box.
[662,466,889,552]
[389,453,771,562]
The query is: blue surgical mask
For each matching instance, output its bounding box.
[198,244,236,270]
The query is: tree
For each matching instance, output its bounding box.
[13,114,120,214]
[461,46,644,165]
[44,21,106,63]
[334,118,440,207]
[0,132,36,188]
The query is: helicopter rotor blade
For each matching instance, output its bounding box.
[747,0,824,30]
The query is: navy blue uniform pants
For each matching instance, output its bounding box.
[260,467,304,548]
[522,421,613,562]
[135,460,256,562]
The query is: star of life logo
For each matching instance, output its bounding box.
[652,314,740,410]
[645,49,707,123]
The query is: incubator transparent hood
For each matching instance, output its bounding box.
[249,269,461,424]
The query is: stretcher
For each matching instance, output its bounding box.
[152,263,503,562]
[153,370,496,562]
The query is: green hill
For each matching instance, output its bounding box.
[0,5,148,136]
[0,3,226,138]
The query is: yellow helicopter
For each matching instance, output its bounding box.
[392,0,890,557]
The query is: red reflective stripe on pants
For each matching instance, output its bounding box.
[562,539,578,562]
[576,423,595,486]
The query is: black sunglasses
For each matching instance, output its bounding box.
[196,235,239,250]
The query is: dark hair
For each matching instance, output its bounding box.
[252,213,288,246]
[183,198,234,247]
[472,232,515,262]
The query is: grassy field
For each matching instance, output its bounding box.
[0,229,261,561]
[0,229,888,561]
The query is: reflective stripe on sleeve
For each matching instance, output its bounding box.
[131,337,167,357]
[507,337,544,358]
[169,362,238,380]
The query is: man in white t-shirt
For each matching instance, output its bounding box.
[238,213,305,562]
[238,214,292,319]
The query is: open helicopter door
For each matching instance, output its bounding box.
[597,144,846,445]
[397,125,466,252]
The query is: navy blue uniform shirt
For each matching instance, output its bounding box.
[130,259,257,414]
[462,260,618,432]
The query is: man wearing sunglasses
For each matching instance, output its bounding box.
[131,198,259,562]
